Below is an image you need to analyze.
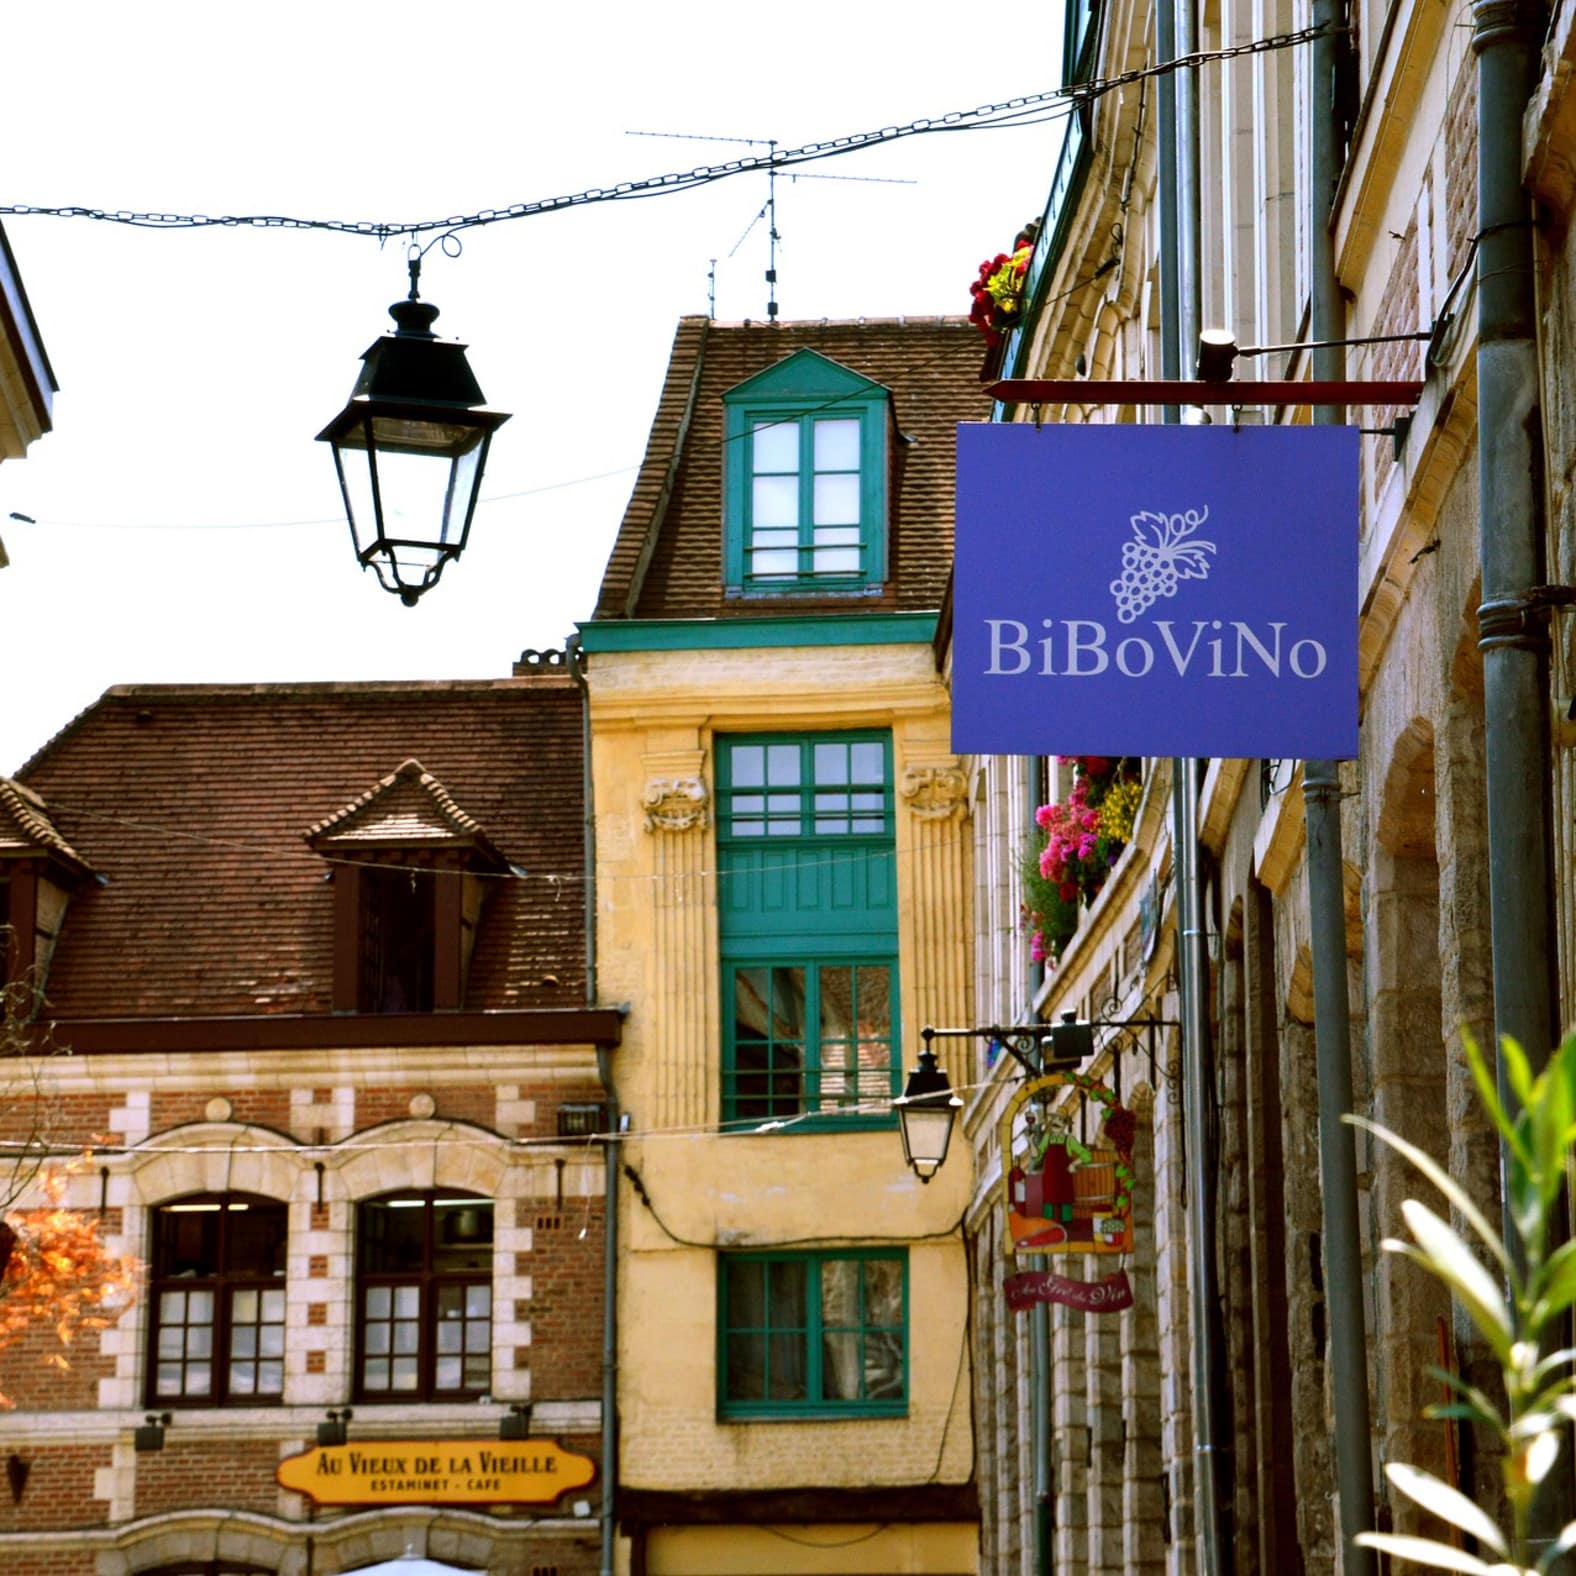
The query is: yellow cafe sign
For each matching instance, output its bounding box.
[277,1438,596,1507]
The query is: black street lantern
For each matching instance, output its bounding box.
[895,1034,963,1182]
[317,261,510,606]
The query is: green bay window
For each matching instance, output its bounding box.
[718,732,897,1129]
[724,350,889,594]
[719,1249,907,1418]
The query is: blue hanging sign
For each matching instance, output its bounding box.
[952,423,1359,758]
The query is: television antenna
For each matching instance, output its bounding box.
[626,129,915,321]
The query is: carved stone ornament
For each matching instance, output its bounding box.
[643,777,710,833]
[898,765,970,821]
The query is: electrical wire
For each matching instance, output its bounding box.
[0,25,1333,245]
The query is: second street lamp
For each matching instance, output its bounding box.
[317,259,510,606]
[895,1030,963,1182]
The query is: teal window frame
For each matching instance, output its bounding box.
[717,1248,908,1420]
[722,351,889,594]
[724,958,899,1128]
[717,732,899,1132]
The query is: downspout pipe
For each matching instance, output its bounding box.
[1304,4,1377,1569]
[568,633,619,1576]
[1165,0,1228,1562]
[1471,0,1572,1561]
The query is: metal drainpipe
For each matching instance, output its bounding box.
[568,633,619,1576]
[1020,756,1053,1576]
[1167,0,1228,1560]
[1472,0,1572,1560]
[1305,1,1377,1566]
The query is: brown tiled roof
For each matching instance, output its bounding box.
[17,678,588,1018]
[593,316,990,621]
[307,758,507,868]
[0,776,91,872]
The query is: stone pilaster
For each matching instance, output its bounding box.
[898,757,972,1044]
[641,751,716,1135]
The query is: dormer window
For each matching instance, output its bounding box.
[724,350,889,594]
[306,759,509,1014]
[1,776,94,1012]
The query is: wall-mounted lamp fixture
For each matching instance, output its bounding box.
[1195,327,1239,382]
[135,1412,172,1453]
[317,1407,352,1448]
[894,1029,964,1183]
[499,1402,534,1441]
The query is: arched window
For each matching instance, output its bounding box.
[148,1193,288,1406]
[356,1193,494,1401]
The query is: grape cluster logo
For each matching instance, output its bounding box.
[1111,508,1217,623]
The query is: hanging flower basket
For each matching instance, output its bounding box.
[968,219,1040,348]
[1020,756,1143,968]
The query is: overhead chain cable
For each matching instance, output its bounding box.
[0,25,1332,242]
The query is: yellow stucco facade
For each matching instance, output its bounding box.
[589,637,977,1573]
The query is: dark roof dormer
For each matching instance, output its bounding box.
[306,759,511,1014]
[0,776,96,1013]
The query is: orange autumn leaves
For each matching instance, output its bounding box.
[0,1166,139,1407]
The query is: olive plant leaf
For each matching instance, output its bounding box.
[1349,1114,1508,1272]
[1530,1240,1576,1329]
[1384,1463,1508,1555]
[1354,1530,1521,1574]
[1463,1032,1533,1170]
[1535,1515,1576,1573]
[1398,1200,1514,1360]
[1518,1430,1562,1488]
[1501,1035,1536,1111]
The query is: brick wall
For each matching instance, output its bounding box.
[0,1445,110,1532]
[1444,51,1479,280]
[524,1206,605,1399]
[0,1307,118,1411]
[134,1438,285,1518]
[149,1089,291,1132]
[356,1083,498,1130]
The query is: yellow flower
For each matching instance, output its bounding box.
[1099,777,1143,845]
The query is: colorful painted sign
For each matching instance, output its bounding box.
[952,423,1359,758]
[276,1438,596,1507]
[1000,1072,1136,1260]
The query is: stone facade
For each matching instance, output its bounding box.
[955,0,1576,1564]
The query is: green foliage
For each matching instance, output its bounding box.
[1351,1032,1576,1574]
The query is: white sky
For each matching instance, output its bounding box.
[0,1,1065,773]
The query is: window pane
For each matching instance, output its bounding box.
[466,1284,490,1318]
[232,1289,257,1324]
[186,1364,212,1396]
[730,745,765,787]
[391,1357,419,1391]
[188,1290,214,1324]
[864,1258,903,1326]
[727,1330,765,1401]
[187,1325,214,1360]
[851,742,884,783]
[363,1358,390,1391]
[259,1360,284,1395]
[465,1321,490,1353]
[360,1201,427,1275]
[768,1258,808,1317]
[438,1321,463,1354]
[261,1289,286,1322]
[813,418,860,470]
[260,1324,285,1358]
[813,743,848,785]
[366,1285,391,1320]
[822,1330,861,1399]
[230,1363,256,1396]
[156,1364,185,1396]
[752,420,799,473]
[753,475,798,529]
[865,1329,905,1398]
[394,1285,420,1318]
[813,473,859,528]
[768,1332,808,1400]
[158,1325,186,1359]
[365,1322,391,1356]
[160,1291,187,1324]
[436,1356,462,1391]
[231,1325,257,1359]
[226,1203,288,1277]
[393,1320,420,1355]
[765,744,800,785]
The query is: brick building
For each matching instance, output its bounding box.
[0,668,620,1574]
